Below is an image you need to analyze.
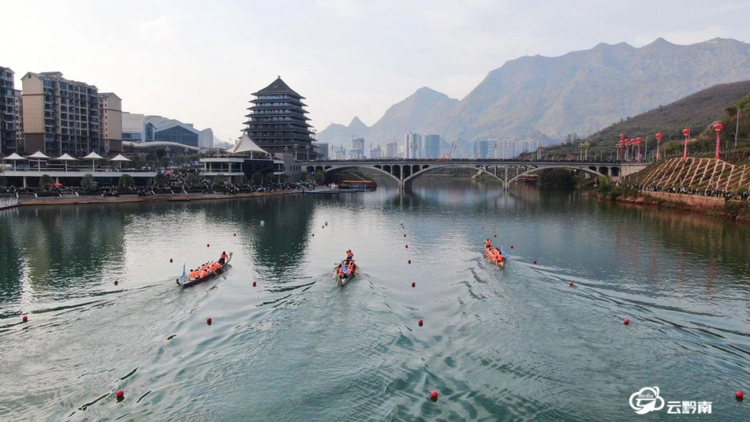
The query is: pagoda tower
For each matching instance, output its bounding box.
[244,77,318,160]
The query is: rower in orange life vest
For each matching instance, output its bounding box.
[485,239,492,249]
[219,251,227,265]
[346,250,354,262]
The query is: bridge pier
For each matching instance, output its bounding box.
[504,167,509,190]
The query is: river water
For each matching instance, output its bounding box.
[1,180,749,421]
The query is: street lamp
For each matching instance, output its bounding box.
[635,137,643,163]
[293,144,299,161]
[682,128,690,162]
[305,144,311,160]
[713,122,724,160]
[655,133,663,161]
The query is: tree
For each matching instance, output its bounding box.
[118,174,135,189]
[186,173,201,187]
[251,172,264,185]
[39,174,53,189]
[233,175,248,185]
[154,172,168,187]
[0,175,7,187]
[215,174,227,184]
[80,174,95,189]
[313,170,327,185]
[295,171,308,182]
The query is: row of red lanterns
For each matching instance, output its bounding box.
[619,123,724,163]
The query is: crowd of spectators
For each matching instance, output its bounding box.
[627,184,750,201]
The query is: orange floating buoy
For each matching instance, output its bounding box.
[114,280,119,286]
[207,317,212,325]
[736,391,744,401]
[533,259,537,264]
[404,234,406,237]
[22,315,28,323]
[418,319,423,327]
[411,282,416,288]
[569,282,574,287]
[510,245,514,249]
[207,244,210,247]
[494,234,497,238]
[405,245,408,248]
[116,390,125,401]
[624,319,630,325]
[253,281,257,287]
[169,258,173,263]
[408,260,411,264]
[430,391,438,402]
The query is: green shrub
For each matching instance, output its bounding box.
[39,174,53,189]
[118,174,135,189]
[80,174,95,189]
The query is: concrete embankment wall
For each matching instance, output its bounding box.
[643,191,726,207]
[17,190,299,208]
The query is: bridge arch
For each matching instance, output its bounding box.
[401,163,506,188]
[506,165,607,185]
[321,165,401,185]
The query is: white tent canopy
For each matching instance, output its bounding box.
[4,152,26,161]
[226,133,270,158]
[110,154,131,162]
[82,151,104,172]
[82,151,104,160]
[4,152,27,170]
[54,153,77,161]
[53,153,77,172]
[27,151,50,159]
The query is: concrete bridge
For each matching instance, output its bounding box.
[300,159,647,189]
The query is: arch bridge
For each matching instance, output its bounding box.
[300,159,645,189]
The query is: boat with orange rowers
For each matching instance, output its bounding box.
[483,245,507,268]
[177,252,233,287]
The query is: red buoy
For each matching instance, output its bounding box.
[736,391,744,401]
[114,280,119,286]
[404,234,406,237]
[234,233,236,236]
[280,258,285,263]
[412,282,416,288]
[418,319,423,327]
[624,319,630,325]
[510,245,514,249]
[253,281,257,287]
[482,226,484,229]
[22,315,28,323]
[569,282,574,287]
[116,390,124,401]
[408,260,411,264]
[430,391,438,401]
[312,234,315,237]
[534,260,537,264]
[494,234,497,238]
[169,258,173,263]
[405,245,408,248]
[207,317,212,325]
[207,244,210,247]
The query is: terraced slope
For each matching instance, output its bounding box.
[632,157,750,191]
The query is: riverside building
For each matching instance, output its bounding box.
[244,77,318,160]
[21,72,102,156]
[1,66,19,154]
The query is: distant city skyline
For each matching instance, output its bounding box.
[4,0,750,142]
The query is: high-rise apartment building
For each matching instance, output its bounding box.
[316,142,329,160]
[0,66,18,154]
[22,72,101,156]
[385,141,399,158]
[245,77,318,160]
[405,132,422,159]
[99,93,122,153]
[369,145,382,159]
[424,134,440,159]
[474,139,490,159]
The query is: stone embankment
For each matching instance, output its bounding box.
[13,190,300,208]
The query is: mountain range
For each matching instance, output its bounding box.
[318,38,750,150]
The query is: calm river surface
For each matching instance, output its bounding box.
[1,180,750,421]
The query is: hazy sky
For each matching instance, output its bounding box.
[4,0,749,142]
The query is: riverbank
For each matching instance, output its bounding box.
[14,190,301,208]
[591,189,750,224]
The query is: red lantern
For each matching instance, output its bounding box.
[682,129,690,161]
[655,133,663,161]
[635,137,643,163]
[714,123,724,160]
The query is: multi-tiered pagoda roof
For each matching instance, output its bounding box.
[244,77,318,160]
